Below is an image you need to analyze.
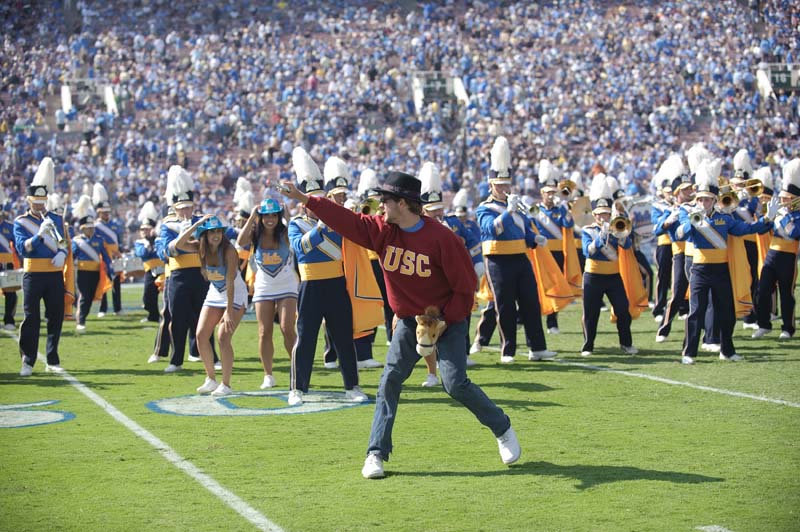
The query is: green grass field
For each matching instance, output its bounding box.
[1,284,798,532]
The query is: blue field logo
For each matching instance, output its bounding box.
[0,401,76,428]
[146,390,370,416]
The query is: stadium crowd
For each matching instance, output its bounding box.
[1,0,799,247]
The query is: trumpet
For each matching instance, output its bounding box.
[527,203,540,217]
[43,220,68,250]
[360,197,380,215]
[557,179,576,199]
[609,215,632,238]
[718,188,738,213]
[689,208,705,225]
[743,178,763,197]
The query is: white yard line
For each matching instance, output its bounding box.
[3,330,284,532]
[477,345,800,409]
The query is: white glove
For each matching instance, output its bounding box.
[765,197,779,221]
[179,220,192,232]
[473,262,485,281]
[51,250,66,268]
[599,222,610,241]
[38,218,54,236]
[738,189,749,201]
[664,209,680,226]
[534,234,547,247]
[506,194,520,213]
[316,220,327,231]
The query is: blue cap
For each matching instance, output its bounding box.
[194,215,227,239]
[258,198,283,214]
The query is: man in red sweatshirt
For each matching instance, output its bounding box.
[281,171,520,479]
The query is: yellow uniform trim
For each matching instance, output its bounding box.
[0,252,13,263]
[546,239,563,252]
[168,254,202,270]
[573,238,581,248]
[769,237,799,254]
[657,234,671,246]
[693,248,727,264]
[482,240,527,256]
[144,258,164,271]
[77,260,101,271]
[299,261,344,281]
[585,259,620,275]
[671,241,686,255]
[742,233,757,243]
[104,243,120,255]
[24,258,61,273]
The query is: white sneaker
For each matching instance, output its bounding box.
[621,345,638,355]
[75,324,86,333]
[742,322,758,330]
[680,356,695,365]
[211,383,233,397]
[500,355,515,364]
[701,343,721,353]
[719,353,743,362]
[779,331,792,340]
[20,361,33,377]
[147,354,162,364]
[357,358,383,369]
[547,327,560,335]
[214,361,222,371]
[580,350,592,357]
[421,373,440,387]
[653,315,663,323]
[345,386,369,402]
[362,454,385,479]
[3,323,15,331]
[164,364,182,373]
[260,375,276,389]
[140,317,150,323]
[751,328,770,339]
[678,313,688,321]
[45,364,65,373]
[469,342,482,355]
[496,427,521,465]
[466,356,477,367]
[187,355,201,362]
[97,312,106,318]
[655,335,667,343]
[528,349,556,361]
[287,389,303,406]
[197,377,218,394]
[323,361,338,369]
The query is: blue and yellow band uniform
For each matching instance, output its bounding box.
[732,196,761,325]
[288,213,359,393]
[656,202,691,338]
[0,216,19,327]
[13,210,68,368]
[72,232,113,325]
[581,224,633,352]
[476,197,547,358]
[95,217,123,313]
[755,209,800,335]
[650,198,673,319]
[533,202,574,329]
[135,236,164,322]
[676,208,768,360]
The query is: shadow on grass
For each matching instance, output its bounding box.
[396,460,725,489]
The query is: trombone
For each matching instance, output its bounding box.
[557,179,576,200]
[743,178,763,197]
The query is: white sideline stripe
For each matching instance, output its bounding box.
[478,345,800,409]
[696,525,734,532]
[4,331,283,532]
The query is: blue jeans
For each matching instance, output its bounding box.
[367,317,510,460]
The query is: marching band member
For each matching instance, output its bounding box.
[287,148,367,406]
[147,205,174,364]
[655,160,694,343]
[475,137,555,364]
[237,197,298,389]
[752,159,800,340]
[158,165,217,373]
[233,177,254,232]
[174,215,248,397]
[93,183,124,317]
[731,149,762,330]
[0,190,20,330]
[358,168,395,345]
[420,162,478,381]
[13,158,70,376]
[135,201,163,323]
[580,175,639,357]
[71,195,114,333]
[650,168,676,323]
[676,159,774,364]
[533,159,576,334]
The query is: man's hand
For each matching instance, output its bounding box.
[51,250,66,268]
[765,197,779,221]
[664,209,680,227]
[534,234,547,247]
[38,218,53,236]
[278,181,309,205]
[506,194,520,213]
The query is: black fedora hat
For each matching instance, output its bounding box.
[374,171,421,202]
